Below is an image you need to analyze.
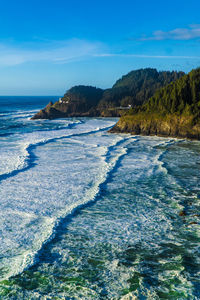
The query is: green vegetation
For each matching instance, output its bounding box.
[97,68,184,112]
[61,85,104,115]
[31,68,184,119]
[143,68,200,116]
[112,68,184,105]
[111,68,200,140]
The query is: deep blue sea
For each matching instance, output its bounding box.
[0,96,199,299]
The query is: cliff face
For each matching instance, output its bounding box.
[110,68,200,140]
[110,113,200,140]
[31,68,184,120]
[31,101,66,119]
[31,86,103,119]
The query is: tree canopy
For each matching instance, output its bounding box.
[142,68,200,118]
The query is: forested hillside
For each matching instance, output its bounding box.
[31,68,184,119]
[111,68,200,140]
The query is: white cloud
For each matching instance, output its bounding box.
[0,39,103,67]
[94,53,200,59]
[140,25,200,41]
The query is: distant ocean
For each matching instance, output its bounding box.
[0,96,199,299]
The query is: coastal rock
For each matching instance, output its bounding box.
[110,113,200,140]
[31,101,63,119]
[31,86,103,119]
[179,210,187,217]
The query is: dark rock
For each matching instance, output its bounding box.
[179,210,187,217]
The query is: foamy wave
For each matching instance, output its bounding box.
[3,135,134,280]
[0,119,115,181]
[151,138,180,175]
[0,119,120,280]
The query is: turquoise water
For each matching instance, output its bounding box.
[0,97,199,299]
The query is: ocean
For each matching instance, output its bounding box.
[0,96,199,299]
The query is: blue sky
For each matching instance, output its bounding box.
[0,0,200,95]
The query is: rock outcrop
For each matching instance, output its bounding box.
[110,113,200,140]
[31,86,103,119]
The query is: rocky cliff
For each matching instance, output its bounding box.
[31,86,103,119]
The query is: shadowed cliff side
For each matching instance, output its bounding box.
[31,86,104,119]
[110,68,200,140]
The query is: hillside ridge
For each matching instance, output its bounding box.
[31,68,184,119]
[110,68,200,140]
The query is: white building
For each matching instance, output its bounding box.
[59,97,70,104]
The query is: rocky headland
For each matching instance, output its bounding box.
[31,66,200,140]
[31,68,184,120]
[110,68,200,140]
